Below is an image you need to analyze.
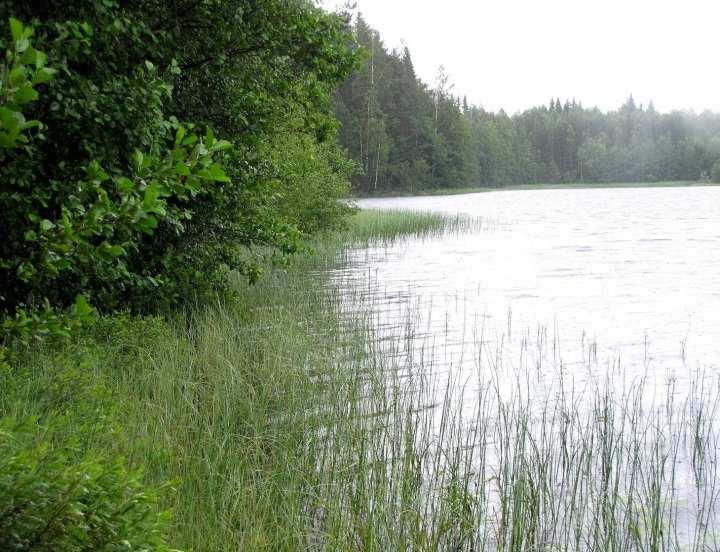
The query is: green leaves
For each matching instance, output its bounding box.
[9,17,32,53]
[32,67,56,85]
[211,139,232,152]
[198,162,231,182]
[11,84,37,104]
[1,2,358,341]
[174,125,186,145]
[39,219,54,232]
[0,416,178,551]
[0,18,51,151]
[70,294,94,319]
[9,17,23,42]
[1,18,239,341]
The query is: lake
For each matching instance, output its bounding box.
[338,186,720,399]
[323,185,720,548]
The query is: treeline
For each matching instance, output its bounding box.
[334,15,720,193]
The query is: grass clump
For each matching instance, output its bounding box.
[346,209,461,243]
[306,209,477,257]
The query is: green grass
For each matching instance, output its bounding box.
[3,208,719,551]
[342,209,474,244]
[1,209,463,551]
[304,209,477,267]
[356,180,718,198]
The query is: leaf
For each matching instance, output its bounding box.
[9,18,23,42]
[32,67,56,85]
[133,151,144,171]
[0,106,26,131]
[138,215,159,234]
[174,126,186,145]
[181,135,198,147]
[87,161,109,182]
[14,84,39,105]
[20,45,38,66]
[174,161,190,176]
[8,66,27,86]
[71,295,94,319]
[116,177,134,193]
[209,163,231,183]
[212,140,232,152]
[34,49,47,69]
[104,244,125,257]
[15,38,30,54]
[21,119,40,131]
[39,219,55,232]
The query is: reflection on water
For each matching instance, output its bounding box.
[337,186,720,393]
[323,186,720,547]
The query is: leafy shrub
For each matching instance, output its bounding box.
[0,3,358,341]
[267,128,357,236]
[0,17,230,340]
[0,417,177,552]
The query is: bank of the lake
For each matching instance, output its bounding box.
[355,179,716,198]
[0,210,465,551]
[4,205,719,551]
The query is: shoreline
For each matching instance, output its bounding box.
[6,208,720,550]
[352,180,718,199]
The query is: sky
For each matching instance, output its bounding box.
[321,0,720,115]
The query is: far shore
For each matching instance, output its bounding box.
[353,180,720,199]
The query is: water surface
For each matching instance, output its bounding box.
[339,186,720,395]
[326,185,720,546]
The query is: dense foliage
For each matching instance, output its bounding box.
[0,417,175,552]
[334,15,720,192]
[0,1,358,340]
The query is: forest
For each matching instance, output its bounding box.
[3,2,720,550]
[334,14,720,193]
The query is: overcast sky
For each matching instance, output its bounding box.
[321,0,720,115]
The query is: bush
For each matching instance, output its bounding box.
[0,3,358,341]
[0,417,177,552]
[0,17,232,341]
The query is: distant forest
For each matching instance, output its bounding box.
[334,15,720,193]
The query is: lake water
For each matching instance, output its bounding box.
[326,185,720,547]
[338,186,720,399]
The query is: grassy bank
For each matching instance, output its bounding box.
[355,180,717,198]
[0,210,464,550]
[3,209,719,551]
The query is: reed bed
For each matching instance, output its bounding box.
[4,209,719,551]
[340,209,476,245]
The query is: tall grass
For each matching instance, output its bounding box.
[343,209,473,244]
[3,209,719,551]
